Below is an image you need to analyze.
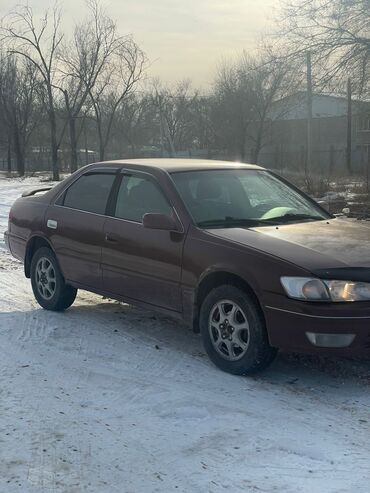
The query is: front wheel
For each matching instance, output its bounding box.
[200,285,277,375]
[30,247,77,311]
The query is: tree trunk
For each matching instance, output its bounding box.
[239,141,246,162]
[250,121,264,164]
[251,139,262,164]
[50,130,59,180]
[69,115,78,173]
[130,142,136,158]
[64,90,78,174]
[13,129,25,177]
[47,87,60,181]
[97,120,105,161]
[49,110,60,181]
[7,137,12,175]
[84,124,89,166]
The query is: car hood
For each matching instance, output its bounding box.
[207,218,370,280]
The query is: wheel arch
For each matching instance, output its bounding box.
[24,235,54,278]
[193,270,264,332]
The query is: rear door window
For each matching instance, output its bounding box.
[63,172,116,215]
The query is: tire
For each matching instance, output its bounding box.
[200,285,277,375]
[30,246,77,311]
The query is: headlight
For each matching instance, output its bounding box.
[281,277,370,302]
[324,280,370,302]
[281,277,330,301]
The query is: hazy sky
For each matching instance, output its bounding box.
[0,0,276,87]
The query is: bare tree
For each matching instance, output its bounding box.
[88,38,146,161]
[58,0,123,172]
[1,4,64,179]
[189,94,213,156]
[0,49,12,174]
[0,53,41,176]
[113,93,155,155]
[211,57,257,161]
[152,80,200,156]
[280,0,370,93]
[211,50,300,163]
[241,50,300,163]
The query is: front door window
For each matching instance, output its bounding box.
[114,175,172,222]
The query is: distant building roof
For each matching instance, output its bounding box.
[270,91,370,121]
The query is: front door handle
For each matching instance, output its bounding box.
[105,233,119,243]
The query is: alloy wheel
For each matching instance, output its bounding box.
[208,299,250,361]
[35,257,57,300]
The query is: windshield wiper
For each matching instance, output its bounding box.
[197,214,325,228]
[265,213,325,224]
[197,217,272,228]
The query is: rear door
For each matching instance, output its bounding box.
[101,170,184,312]
[46,168,117,290]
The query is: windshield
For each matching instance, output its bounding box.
[171,169,329,228]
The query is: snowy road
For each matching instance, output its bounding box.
[0,176,369,492]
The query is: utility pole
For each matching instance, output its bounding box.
[306,51,313,180]
[346,77,352,175]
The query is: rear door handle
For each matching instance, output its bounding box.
[105,233,119,243]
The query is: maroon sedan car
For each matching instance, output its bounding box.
[5,159,370,374]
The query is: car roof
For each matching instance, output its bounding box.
[100,158,263,173]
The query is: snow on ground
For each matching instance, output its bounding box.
[0,175,369,493]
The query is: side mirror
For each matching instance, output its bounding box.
[142,213,181,232]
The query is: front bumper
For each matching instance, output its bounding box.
[264,295,370,356]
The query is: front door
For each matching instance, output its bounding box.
[101,172,184,312]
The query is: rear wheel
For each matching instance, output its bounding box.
[30,247,77,311]
[200,285,277,375]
